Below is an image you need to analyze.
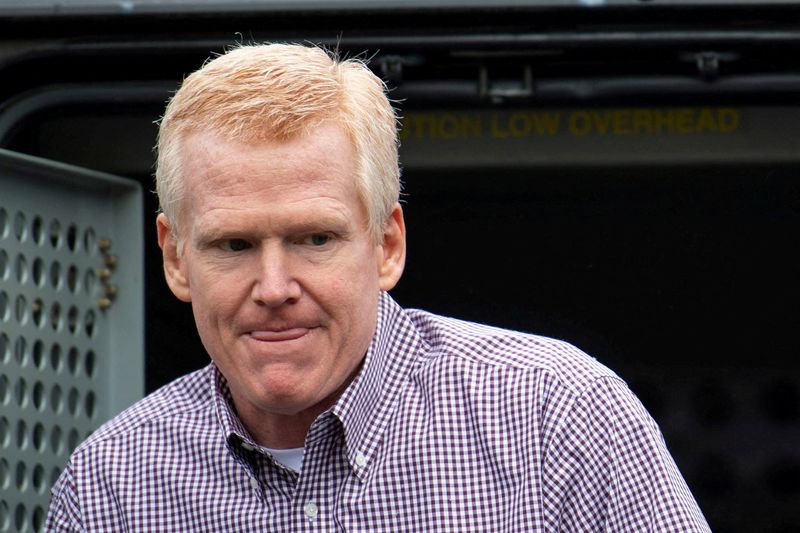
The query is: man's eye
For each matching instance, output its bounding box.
[305,234,330,246]
[223,239,252,252]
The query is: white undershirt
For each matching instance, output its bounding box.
[263,446,304,473]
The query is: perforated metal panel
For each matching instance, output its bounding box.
[0,148,143,532]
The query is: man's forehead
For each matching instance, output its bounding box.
[181,124,353,168]
[176,125,364,212]
[185,127,335,167]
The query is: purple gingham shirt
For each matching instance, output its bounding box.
[47,293,710,532]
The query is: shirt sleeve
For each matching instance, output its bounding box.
[45,462,86,533]
[541,376,710,532]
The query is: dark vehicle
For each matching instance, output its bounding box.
[1,1,798,531]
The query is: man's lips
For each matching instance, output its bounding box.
[248,327,311,342]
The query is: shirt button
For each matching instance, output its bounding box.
[249,478,259,491]
[303,501,318,520]
[355,452,367,467]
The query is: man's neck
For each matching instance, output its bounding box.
[235,401,324,448]
[231,372,359,448]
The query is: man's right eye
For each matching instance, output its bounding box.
[222,239,252,252]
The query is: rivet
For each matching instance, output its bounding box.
[104,284,118,298]
[104,255,118,269]
[97,298,112,310]
[97,238,112,252]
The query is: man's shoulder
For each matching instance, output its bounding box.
[405,308,617,396]
[75,364,216,454]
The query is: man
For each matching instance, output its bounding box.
[47,44,710,531]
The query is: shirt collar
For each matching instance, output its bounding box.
[211,365,258,449]
[332,291,427,481]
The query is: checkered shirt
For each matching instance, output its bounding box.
[46,292,710,532]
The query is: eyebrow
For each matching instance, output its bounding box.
[191,210,354,245]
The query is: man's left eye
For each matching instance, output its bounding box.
[305,234,330,246]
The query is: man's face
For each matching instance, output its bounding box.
[157,122,405,440]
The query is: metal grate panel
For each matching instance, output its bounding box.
[0,148,143,532]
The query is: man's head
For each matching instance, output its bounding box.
[154,44,406,446]
[156,43,400,242]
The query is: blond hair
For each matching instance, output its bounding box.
[156,43,400,240]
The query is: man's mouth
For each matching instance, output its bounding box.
[248,327,311,342]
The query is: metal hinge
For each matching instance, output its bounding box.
[479,65,534,102]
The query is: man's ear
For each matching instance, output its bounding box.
[377,203,407,292]
[156,213,192,302]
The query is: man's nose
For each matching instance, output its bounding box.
[250,246,302,307]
